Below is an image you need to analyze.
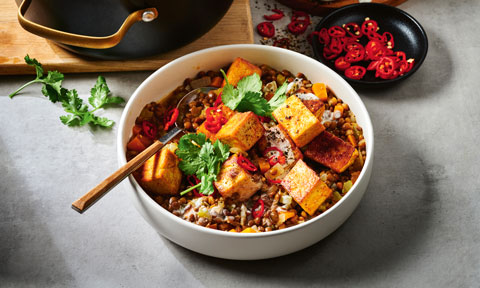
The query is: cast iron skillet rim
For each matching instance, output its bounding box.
[312,3,429,87]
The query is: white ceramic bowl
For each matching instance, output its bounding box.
[117,44,374,260]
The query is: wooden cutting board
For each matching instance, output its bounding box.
[0,0,253,75]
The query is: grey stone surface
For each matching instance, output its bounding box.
[1,0,479,287]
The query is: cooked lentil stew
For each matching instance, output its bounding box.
[126,58,366,233]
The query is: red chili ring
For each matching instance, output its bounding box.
[257,21,275,38]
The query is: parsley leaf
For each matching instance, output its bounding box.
[220,69,287,118]
[175,133,230,196]
[9,55,124,128]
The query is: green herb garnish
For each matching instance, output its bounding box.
[9,55,124,128]
[176,133,230,196]
[220,70,287,118]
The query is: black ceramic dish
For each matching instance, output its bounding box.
[312,3,428,88]
[17,0,233,60]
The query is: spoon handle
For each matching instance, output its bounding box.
[71,127,181,213]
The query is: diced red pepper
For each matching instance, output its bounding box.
[237,154,258,173]
[257,21,275,38]
[335,56,351,71]
[264,9,284,21]
[345,66,366,80]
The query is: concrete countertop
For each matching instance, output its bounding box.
[1,0,479,287]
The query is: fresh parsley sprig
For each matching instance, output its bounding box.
[176,133,230,196]
[9,55,124,128]
[220,70,287,118]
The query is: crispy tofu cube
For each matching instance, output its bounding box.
[301,99,325,120]
[196,104,236,142]
[214,155,262,201]
[216,111,264,152]
[272,95,325,147]
[304,131,359,173]
[223,57,263,87]
[281,159,332,215]
[141,144,182,195]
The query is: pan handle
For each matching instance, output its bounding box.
[17,0,158,49]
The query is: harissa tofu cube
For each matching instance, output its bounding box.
[216,111,264,152]
[304,131,359,173]
[141,143,182,195]
[222,57,263,87]
[214,154,262,201]
[272,95,325,147]
[281,159,332,216]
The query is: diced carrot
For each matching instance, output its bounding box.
[334,104,344,117]
[210,76,223,88]
[258,157,271,174]
[132,124,142,136]
[312,83,328,102]
[127,134,152,152]
[347,134,357,147]
[277,210,296,225]
[240,227,257,233]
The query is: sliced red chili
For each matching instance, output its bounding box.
[263,147,286,166]
[345,42,364,52]
[344,22,362,38]
[323,47,340,60]
[287,20,309,35]
[237,154,258,173]
[163,108,179,131]
[345,66,366,80]
[142,120,157,139]
[376,56,398,79]
[335,56,351,71]
[367,60,380,71]
[264,9,284,21]
[318,28,330,45]
[252,199,265,218]
[394,51,406,62]
[361,19,378,35]
[345,47,365,63]
[367,31,385,42]
[187,175,204,197]
[383,32,394,48]
[365,40,388,60]
[328,26,346,38]
[213,92,223,107]
[291,11,310,23]
[405,59,415,73]
[267,178,282,184]
[257,21,275,38]
[328,37,344,54]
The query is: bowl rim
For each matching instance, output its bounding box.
[117,44,374,238]
[312,3,429,86]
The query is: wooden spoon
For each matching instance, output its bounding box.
[71,87,216,213]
